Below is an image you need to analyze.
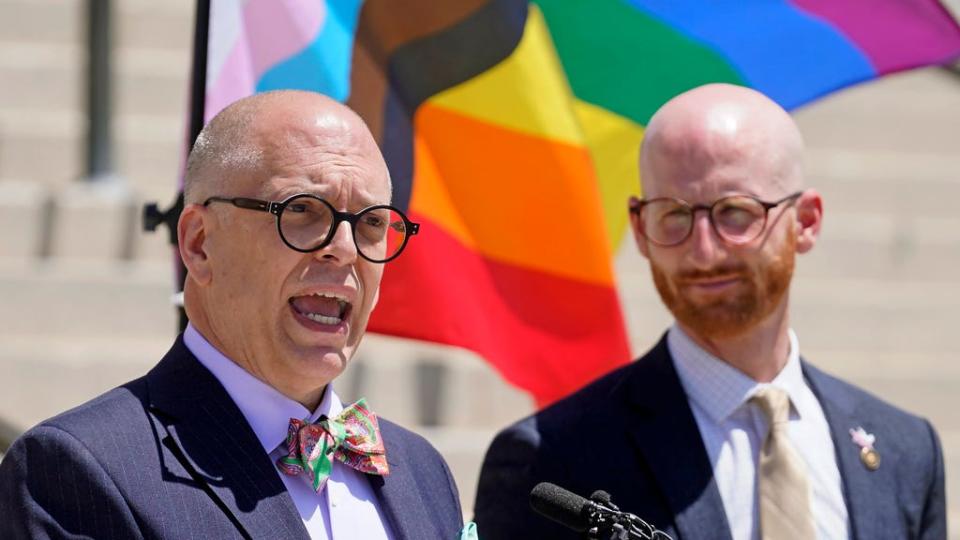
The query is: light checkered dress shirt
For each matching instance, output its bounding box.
[668,325,849,540]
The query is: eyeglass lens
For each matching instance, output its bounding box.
[279,196,409,261]
[641,195,769,245]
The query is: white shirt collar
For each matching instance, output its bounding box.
[183,323,343,453]
[668,324,807,423]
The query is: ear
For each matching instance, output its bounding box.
[628,196,650,259]
[793,189,822,254]
[177,204,213,285]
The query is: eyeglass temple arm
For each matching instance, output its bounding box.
[204,197,272,213]
[763,191,804,210]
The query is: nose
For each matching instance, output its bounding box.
[315,218,358,264]
[685,210,723,268]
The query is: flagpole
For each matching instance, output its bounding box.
[142,0,210,332]
[176,0,212,332]
[85,0,113,183]
[188,0,211,149]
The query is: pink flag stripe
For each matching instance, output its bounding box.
[206,0,328,121]
[792,0,960,74]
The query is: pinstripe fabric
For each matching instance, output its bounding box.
[0,336,463,539]
[184,323,394,539]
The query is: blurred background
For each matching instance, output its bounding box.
[0,0,958,532]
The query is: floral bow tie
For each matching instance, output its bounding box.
[276,398,389,492]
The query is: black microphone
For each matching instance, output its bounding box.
[529,482,673,540]
[529,482,598,531]
[590,489,619,511]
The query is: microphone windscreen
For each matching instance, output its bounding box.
[529,482,591,531]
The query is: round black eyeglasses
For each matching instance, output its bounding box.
[204,193,420,263]
[629,192,802,247]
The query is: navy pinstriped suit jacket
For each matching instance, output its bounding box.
[474,335,946,540]
[0,337,463,539]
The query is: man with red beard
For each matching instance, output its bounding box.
[474,84,944,540]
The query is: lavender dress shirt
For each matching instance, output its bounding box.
[184,323,395,540]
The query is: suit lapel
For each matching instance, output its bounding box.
[803,363,892,540]
[367,423,438,540]
[622,338,732,540]
[146,338,308,540]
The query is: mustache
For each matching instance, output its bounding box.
[674,264,749,282]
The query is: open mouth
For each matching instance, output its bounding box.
[289,291,353,327]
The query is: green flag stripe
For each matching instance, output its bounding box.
[533,0,746,125]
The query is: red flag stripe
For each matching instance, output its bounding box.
[369,213,630,405]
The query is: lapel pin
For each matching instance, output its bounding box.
[850,426,880,471]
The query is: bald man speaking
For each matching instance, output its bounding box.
[0,91,463,539]
[474,84,945,540]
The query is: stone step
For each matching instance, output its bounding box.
[0,260,177,338]
[0,0,194,50]
[794,68,960,156]
[833,372,960,432]
[0,42,82,114]
[0,0,81,44]
[115,0,195,51]
[0,41,189,117]
[0,112,183,202]
[805,151,960,217]
[0,336,171,431]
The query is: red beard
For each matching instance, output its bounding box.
[650,234,795,339]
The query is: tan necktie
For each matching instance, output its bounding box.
[752,387,816,540]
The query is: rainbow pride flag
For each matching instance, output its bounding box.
[198,0,960,405]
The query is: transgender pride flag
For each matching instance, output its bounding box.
[190,0,960,405]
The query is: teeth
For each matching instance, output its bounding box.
[304,312,342,325]
[313,291,349,302]
[309,291,350,317]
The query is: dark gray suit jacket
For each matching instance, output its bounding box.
[0,337,463,539]
[474,336,945,539]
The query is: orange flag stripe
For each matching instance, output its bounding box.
[410,102,615,287]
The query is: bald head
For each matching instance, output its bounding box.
[184,90,387,204]
[640,83,805,199]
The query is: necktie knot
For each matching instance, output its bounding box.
[276,398,389,493]
[751,386,791,428]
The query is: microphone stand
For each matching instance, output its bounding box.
[584,491,672,540]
